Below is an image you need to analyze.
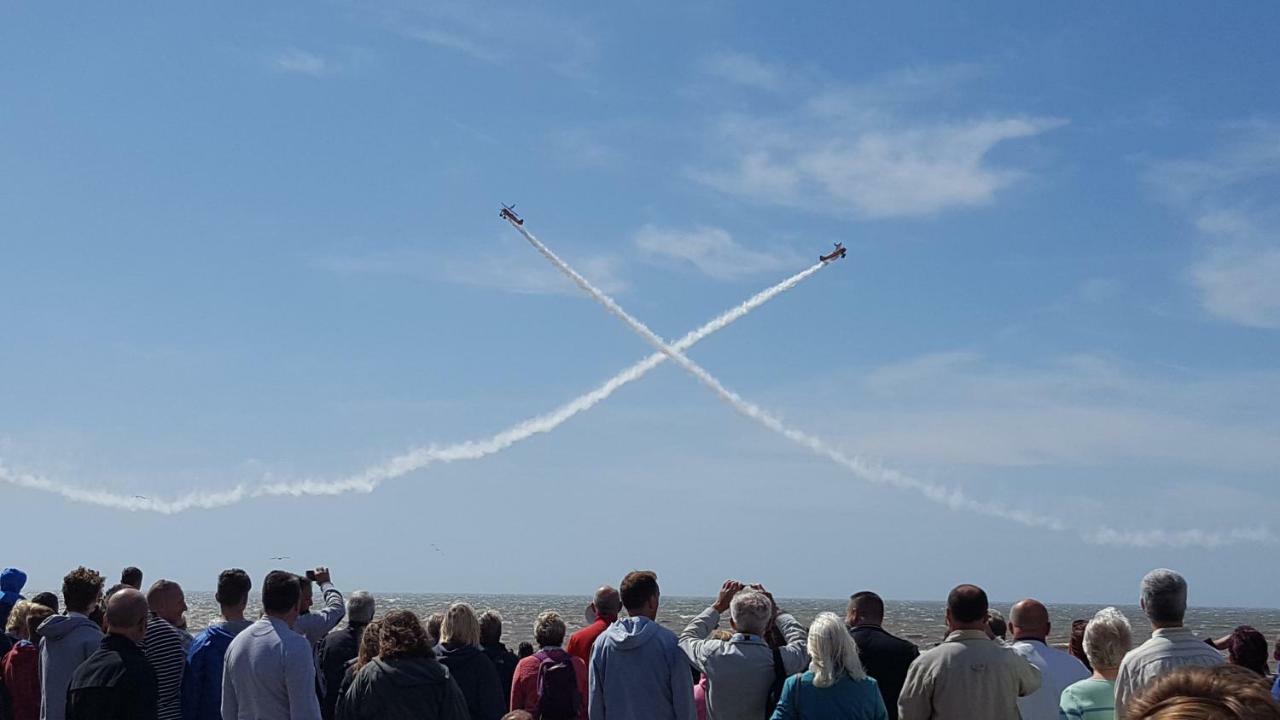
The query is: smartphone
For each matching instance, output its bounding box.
[305,570,316,581]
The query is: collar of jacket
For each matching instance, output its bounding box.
[729,633,766,645]
[944,629,993,643]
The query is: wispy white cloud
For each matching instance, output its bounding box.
[392,3,598,79]
[691,63,1065,219]
[313,244,627,297]
[403,28,501,64]
[549,128,621,169]
[700,51,784,91]
[273,48,330,77]
[633,225,794,280]
[1144,122,1280,328]
[819,351,1280,474]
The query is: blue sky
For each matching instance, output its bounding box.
[3,2,1279,607]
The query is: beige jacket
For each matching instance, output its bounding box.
[898,629,1041,720]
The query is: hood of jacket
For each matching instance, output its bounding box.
[368,655,453,689]
[38,613,101,642]
[602,616,662,650]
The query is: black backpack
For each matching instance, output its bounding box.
[534,648,580,720]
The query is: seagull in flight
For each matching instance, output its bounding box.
[269,556,292,561]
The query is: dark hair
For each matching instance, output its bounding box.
[620,570,659,612]
[1126,665,1280,719]
[216,569,252,608]
[849,591,885,622]
[1228,626,1270,677]
[379,610,432,659]
[121,567,143,588]
[946,584,988,624]
[262,571,302,614]
[31,592,59,613]
[1070,619,1093,672]
[517,641,534,659]
[62,567,105,613]
[479,610,503,645]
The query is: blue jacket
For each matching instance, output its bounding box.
[0,568,26,630]
[770,672,888,720]
[588,617,695,720]
[181,624,236,720]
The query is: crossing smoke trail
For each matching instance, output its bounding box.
[507,219,1275,549]
[0,262,829,514]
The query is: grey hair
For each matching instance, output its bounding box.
[347,591,375,625]
[730,590,772,636]
[1083,607,1133,669]
[808,612,865,687]
[1140,568,1188,624]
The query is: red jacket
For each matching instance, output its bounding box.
[509,650,588,720]
[565,618,612,664]
[2,641,40,720]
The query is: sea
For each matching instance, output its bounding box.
[182,591,1280,666]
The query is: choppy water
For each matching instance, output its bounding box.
[182,591,1280,668]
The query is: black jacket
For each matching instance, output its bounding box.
[437,644,505,720]
[850,625,919,720]
[336,655,470,720]
[66,634,159,720]
[479,642,517,705]
[319,624,365,720]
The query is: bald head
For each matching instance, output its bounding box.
[105,589,149,643]
[146,579,187,626]
[1010,599,1051,641]
[592,586,621,620]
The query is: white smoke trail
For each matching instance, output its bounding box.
[508,220,1273,548]
[0,262,828,514]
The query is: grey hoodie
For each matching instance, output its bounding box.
[39,613,104,720]
[588,617,696,720]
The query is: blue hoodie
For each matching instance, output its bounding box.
[589,617,695,720]
[182,623,239,720]
[38,614,103,720]
[0,568,26,630]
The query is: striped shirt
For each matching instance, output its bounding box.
[1114,627,1223,719]
[141,614,187,720]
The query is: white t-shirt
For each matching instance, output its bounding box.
[1011,639,1091,720]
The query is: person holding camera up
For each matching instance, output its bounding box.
[679,580,809,720]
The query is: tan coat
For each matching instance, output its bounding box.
[897,629,1042,720]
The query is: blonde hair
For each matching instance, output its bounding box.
[5,601,31,636]
[808,612,866,688]
[441,602,480,647]
[534,611,567,647]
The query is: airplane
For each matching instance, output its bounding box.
[269,556,291,561]
[819,242,847,263]
[499,203,524,225]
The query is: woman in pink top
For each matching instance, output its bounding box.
[509,612,589,720]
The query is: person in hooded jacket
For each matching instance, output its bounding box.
[39,567,105,720]
[181,569,252,720]
[0,569,27,652]
[65,589,158,720]
[4,603,54,720]
[436,603,505,720]
[588,571,696,720]
[336,609,470,720]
